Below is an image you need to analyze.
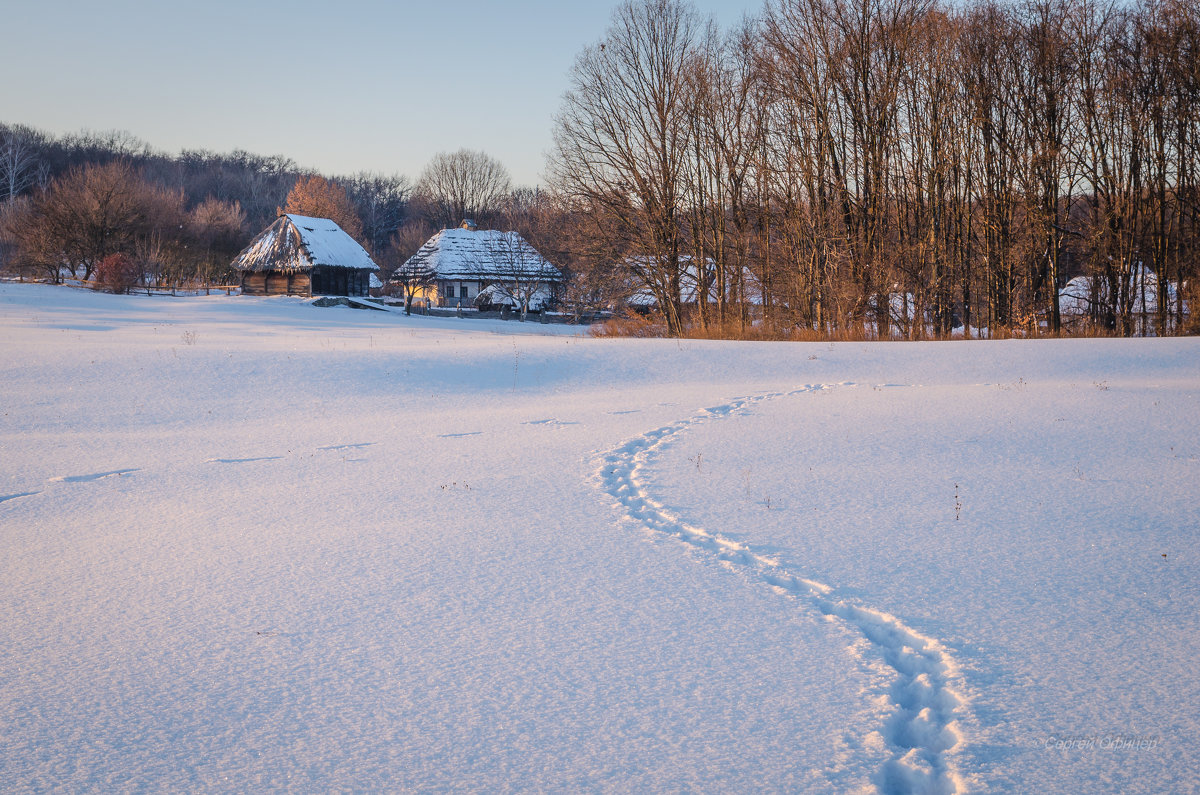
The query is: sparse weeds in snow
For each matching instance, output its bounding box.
[1093,380,1109,391]
[688,452,703,472]
[181,329,197,346]
[739,466,772,509]
[998,377,1027,391]
[954,483,962,520]
[440,481,471,492]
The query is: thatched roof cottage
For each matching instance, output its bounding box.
[233,214,378,297]
[393,220,562,310]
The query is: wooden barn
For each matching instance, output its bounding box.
[233,214,378,297]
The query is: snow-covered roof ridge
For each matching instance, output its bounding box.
[232,215,377,273]
[398,227,562,281]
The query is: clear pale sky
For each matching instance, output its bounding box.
[4,0,759,187]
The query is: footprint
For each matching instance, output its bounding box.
[317,442,376,451]
[50,469,140,483]
[439,432,482,438]
[596,383,970,794]
[0,491,40,504]
[206,457,282,464]
[523,418,580,428]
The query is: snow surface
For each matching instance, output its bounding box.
[1,282,1198,793]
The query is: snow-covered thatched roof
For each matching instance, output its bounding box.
[626,256,763,307]
[1059,265,1182,317]
[232,214,377,273]
[398,227,562,282]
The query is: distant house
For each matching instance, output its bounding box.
[1059,265,1186,333]
[393,220,563,312]
[233,214,378,297]
[625,256,762,310]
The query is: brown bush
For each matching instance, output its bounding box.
[94,252,140,293]
[281,175,363,241]
[683,317,793,341]
[589,311,667,338]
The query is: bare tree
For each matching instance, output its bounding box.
[2,161,184,282]
[341,172,411,256]
[415,149,511,228]
[387,219,437,314]
[0,125,48,203]
[684,19,768,331]
[0,196,42,279]
[543,191,641,318]
[186,198,247,286]
[961,0,1023,334]
[479,229,561,320]
[549,0,701,336]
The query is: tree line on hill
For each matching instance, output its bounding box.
[0,125,530,292]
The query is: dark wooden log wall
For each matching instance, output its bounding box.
[241,271,314,296]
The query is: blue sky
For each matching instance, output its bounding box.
[5,0,759,187]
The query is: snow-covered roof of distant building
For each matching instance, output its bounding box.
[625,255,763,306]
[397,227,562,282]
[1059,265,1182,316]
[232,214,377,273]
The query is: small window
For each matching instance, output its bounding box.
[445,284,456,299]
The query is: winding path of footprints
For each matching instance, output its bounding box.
[596,383,971,794]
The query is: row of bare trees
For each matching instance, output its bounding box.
[0,161,247,287]
[0,124,419,283]
[550,0,1199,337]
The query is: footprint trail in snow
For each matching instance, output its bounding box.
[597,383,971,795]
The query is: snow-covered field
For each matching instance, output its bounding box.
[1,283,1197,793]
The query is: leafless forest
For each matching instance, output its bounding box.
[551,0,1198,338]
[2,0,1197,338]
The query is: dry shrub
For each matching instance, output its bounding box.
[592,311,897,341]
[783,325,885,342]
[281,174,363,241]
[687,316,891,341]
[94,253,139,294]
[683,317,793,341]
[589,311,667,338]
